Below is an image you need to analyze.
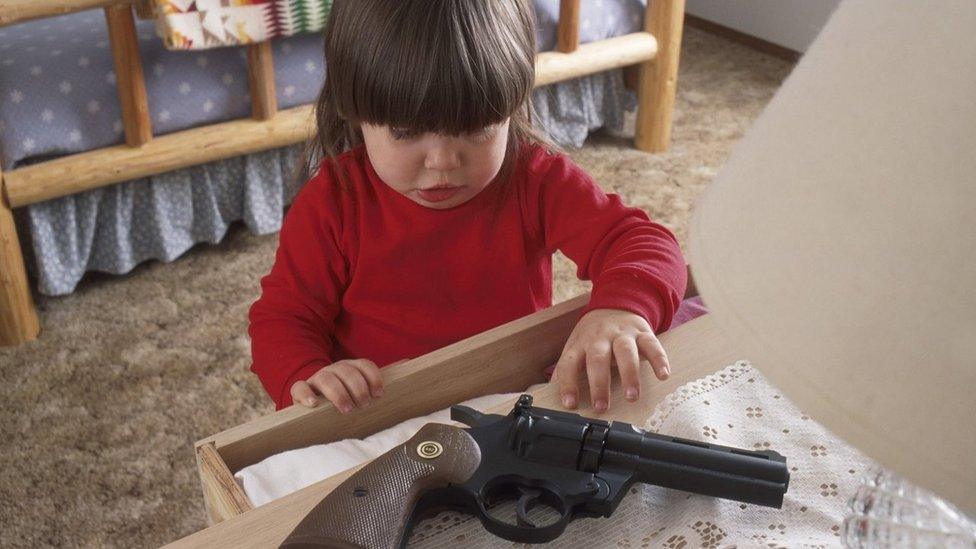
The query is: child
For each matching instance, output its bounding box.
[249,0,687,414]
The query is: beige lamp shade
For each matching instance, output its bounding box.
[688,0,976,517]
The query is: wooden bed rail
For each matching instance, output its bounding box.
[5,105,316,207]
[0,0,134,27]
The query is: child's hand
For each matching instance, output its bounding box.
[291,359,385,413]
[551,308,670,412]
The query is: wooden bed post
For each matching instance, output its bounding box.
[134,0,154,19]
[635,0,686,152]
[556,0,581,53]
[246,41,278,121]
[105,4,153,147]
[0,165,40,347]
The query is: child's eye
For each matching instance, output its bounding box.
[390,128,419,140]
[469,127,496,142]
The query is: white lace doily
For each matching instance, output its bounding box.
[406,361,876,548]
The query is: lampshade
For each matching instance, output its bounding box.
[687,0,975,518]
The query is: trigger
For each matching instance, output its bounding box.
[516,487,543,528]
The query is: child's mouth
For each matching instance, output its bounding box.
[417,186,461,203]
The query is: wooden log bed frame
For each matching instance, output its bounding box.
[0,0,686,347]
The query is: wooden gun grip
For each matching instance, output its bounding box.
[280,423,482,548]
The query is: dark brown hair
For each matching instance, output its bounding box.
[301,0,555,188]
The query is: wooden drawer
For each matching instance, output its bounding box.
[172,293,738,547]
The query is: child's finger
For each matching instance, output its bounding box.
[612,336,642,401]
[554,348,584,409]
[352,359,386,398]
[291,380,319,408]
[330,363,373,409]
[585,342,613,412]
[308,370,355,413]
[636,332,671,380]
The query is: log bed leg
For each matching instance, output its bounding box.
[0,169,39,347]
[635,0,686,152]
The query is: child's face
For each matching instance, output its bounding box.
[360,119,510,209]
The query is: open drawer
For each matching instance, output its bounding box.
[172,293,740,547]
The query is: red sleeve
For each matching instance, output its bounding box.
[533,149,687,332]
[248,167,348,410]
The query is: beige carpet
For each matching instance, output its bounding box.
[0,27,793,548]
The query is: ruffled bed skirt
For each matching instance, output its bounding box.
[21,71,636,295]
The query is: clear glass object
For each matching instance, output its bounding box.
[842,466,976,548]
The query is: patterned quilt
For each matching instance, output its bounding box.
[152,0,332,50]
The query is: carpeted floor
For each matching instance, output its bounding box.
[0,27,793,548]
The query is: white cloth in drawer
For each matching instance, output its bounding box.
[235,390,534,507]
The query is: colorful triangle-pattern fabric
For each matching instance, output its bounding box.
[152,0,332,50]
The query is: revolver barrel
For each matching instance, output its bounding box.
[510,397,790,508]
[603,422,790,507]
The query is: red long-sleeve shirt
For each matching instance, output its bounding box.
[249,143,686,409]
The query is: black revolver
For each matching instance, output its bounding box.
[281,394,790,548]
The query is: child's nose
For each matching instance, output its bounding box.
[424,141,461,172]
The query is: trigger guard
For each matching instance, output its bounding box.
[516,487,543,528]
[476,484,573,544]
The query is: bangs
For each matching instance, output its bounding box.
[324,0,536,135]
